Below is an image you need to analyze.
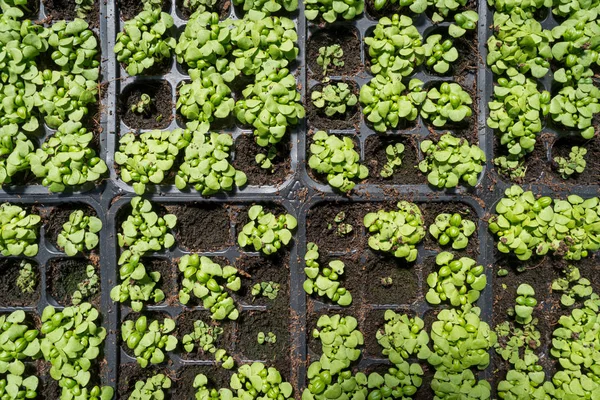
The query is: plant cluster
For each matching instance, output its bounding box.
[16,260,36,294]
[420,82,473,127]
[549,80,600,139]
[230,363,294,399]
[327,211,353,237]
[317,44,344,76]
[75,0,94,19]
[418,133,485,188]
[305,0,364,22]
[115,128,191,195]
[380,142,404,178]
[129,374,172,400]
[0,375,39,400]
[363,201,426,261]
[376,311,431,364]
[0,125,34,185]
[449,11,479,38]
[182,319,233,369]
[251,281,280,300]
[0,203,39,257]
[554,146,587,179]
[183,0,218,13]
[233,0,298,14]
[121,315,178,368]
[303,242,352,306]
[131,93,152,115]
[429,212,476,249]
[57,209,102,256]
[71,264,100,305]
[423,34,458,74]
[552,265,593,307]
[489,186,600,261]
[192,374,234,400]
[178,254,241,320]
[308,131,368,192]
[311,315,363,375]
[111,255,165,312]
[310,82,357,117]
[257,331,277,344]
[237,205,297,255]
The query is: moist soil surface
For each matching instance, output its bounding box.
[144,257,176,304]
[46,258,100,306]
[234,252,290,306]
[307,27,362,78]
[176,0,231,19]
[307,82,360,131]
[167,204,231,252]
[118,0,171,20]
[363,251,419,305]
[43,0,100,27]
[174,365,232,398]
[364,135,425,185]
[44,204,96,251]
[307,202,365,253]
[119,80,173,130]
[176,310,235,360]
[232,134,291,186]
[0,259,40,306]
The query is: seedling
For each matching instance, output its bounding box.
[0,124,34,185]
[423,35,458,74]
[110,255,165,311]
[311,82,357,117]
[317,44,344,76]
[308,131,368,192]
[449,11,479,38]
[257,331,276,344]
[0,203,39,257]
[305,0,363,22]
[311,315,363,374]
[380,143,404,178]
[255,146,277,171]
[182,319,233,369]
[131,93,152,114]
[57,210,102,256]
[550,81,600,140]
[429,212,476,250]
[184,0,218,12]
[420,82,473,127]
[237,205,297,255]
[233,0,298,14]
[121,315,178,368]
[16,261,36,294]
[0,375,38,400]
[129,374,172,400]
[251,281,280,300]
[377,311,431,364]
[555,146,587,179]
[551,265,593,307]
[0,310,41,375]
[71,265,100,305]
[429,0,467,21]
[230,363,293,399]
[328,211,353,237]
[303,242,353,306]
[363,201,426,261]
[75,0,95,18]
[372,0,427,12]
[177,67,234,124]
[193,374,234,399]
[381,276,393,287]
[431,370,491,399]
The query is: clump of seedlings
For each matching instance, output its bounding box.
[425,251,486,307]
[303,242,353,306]
[420,82,473,127]
[429,212,476,250]
[114,8,176,76]
[363,201,426,261]
[0,125,34,185]
[178,254,241,320]
[230,363,294,399]
[418,133,486,188]
[182,319,233,369]
[115,128,191,195]
[550,81,600,140]
[129,374,172,400]
[56,209,102,256]
[328,211,353,237]
[16,261,36,294]
[431,369,491,399]
[317,44,344,76]
[423,34,458,74]
[377,311,431,364]
[251,281,280,300]
[233,0,298,14]
[111,255,165,312]
[0,203,39,257]
[311,82,357,117]
[552,265,593,307]
[237,205,297,255]
[380,142,404,178]
[193,374,234,399]
[449,11,479,38]
[75,0,95,18]
[0,310,41,373]
[372,0,427,12]
[131,93,152,115]
[257,331,277,344]
[255,146,277,171]
[305,0,363,22]
[184,0,218,13]
[71,265,100,305]
[121,315,178,368]
[555,146,587,179]
[0,375,39,400]
[312,315,364,374]
[308,131,368,192]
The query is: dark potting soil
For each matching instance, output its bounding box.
[44,204,96,251]
[363,251,419,305]
[167,204,231,252]
[306,202,365,253]
[232,134,291,187]
[174,365,233,398]
[235,309,291,377]
[362,308,387,357]
[363,134,425,185]
[306,81,360,131]
[176,0,231,19]
[175,256,229,307]
[364,0,404,20]
[118,0,171,20]
[117,363,169,399]
[307,27,362,78]
[42,0,100,28]
[144,257,176,304]
[550,135,600,185]
[234,252,290,306]
[119,80,173,130]
[176,310,235,360]
[0,258,40,306]
[46,258,100,306]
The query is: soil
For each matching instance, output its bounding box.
[0,258,40,306]
[306,202,365,253]
[307,27,362,78]
[307,81,360,131]
[176,310,235,360]
[363,251,419,305]
[118,0,171,20]
[362,308,387,357]
[118,363,170,399]
[42,0,100,27]
[364,135,425,185]
[550,135,600,185]
[46,258,100,306]
[166,204,231,252]
[144,257,175,304]
[39,373,61,400]
[234,252,290,306]
[173,365,232,398]
[44,204,97,252]
[365,0,404,20]
[19,0,39,19]
[176,0,231,19]
[232,134,291,186]
[119,80,173,130]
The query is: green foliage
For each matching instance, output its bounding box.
[428,0,467,22]
[142,0,163,10]
[487,0,550,13]
[57,210,102,256]
[182,319,233,369]
[431,370,492,399]
[110,254,165,312]
[419,133,485,188]
[114,8,176,76]
[233,0,298,14]
[129,374,172,400]
[257,331,276,344]
[372,0,427,12]
[513,284,537,324]
[550,80,600,140]
[305,0,364,22]
[308,131,368,192]
[184,0,218,13]
[0,310,40,376]
[121,315,178,368]
[303,242,352,306]
[420,82,473,127]
[449,11,479,38]
[552,265,593,307]
[71,265,100,306]
[255,146,277,171]
[237,205,297,255]
[359,77,425,132]
[555,146,587,179]
[311,315,363,375]
[131,93,152,114]
[176,129,247,194]
[193,374,234,400]
[177,67,234,124]
[376,311,431,364]
[75,0,94,18]
[328,211,353,237]
[0,203,39,257]
[16,260,36,294]
[380,143,404,178]
[115,128,191,195]
[311,82,357,117]
[178,254,241,320]
[425,252,486,307]
[423,35,458,74]
[429,212,476,249]
[363,201,426,261]
[0,125,34,185]
[317,44,344,76]
[0,375,38,400]
[251,281,280,300]
[28,121,107,192]
[303,366,368,400]
[364,364,423,399]
[230,363,293,399]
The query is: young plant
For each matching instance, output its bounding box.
[423,35,458,74]
[255,146,277,171]
[114,8,176,76]
[328,211,353,237]
[380,143,404,178]
[431,370,492,399]
[449,11,479,38]
[317,44,344,76]
[381,276,393,287]
[420,82,473,127]
[305,0,363,22]
[233,0,298,14]
[71,265,100,305]
[552,265,593,307]
[366,364,424,399]
[363,201,426,261]
[182,319,233,369]
[257,331,276,344]
[237,205,297,255]
[377,311,431,364]
[372,0,427,12]
[129,374,172,400]
[16,261,36,294]
[0,375,39,400]
[175,129,247,195]
[251,281,280,300]
[304,365,368,400]
[429,0,467,21]
[121,315,178,368]
[177,67,234,125]
[311,82,357,117]
[359,77,425,132]
[75,0,95,18]
[131,93,152,114]
[230,363,293,399]
[549,81,600,140]
[429,212,476,250]
[0,310,41,375]
[115,128,191,195]
[0,203,39,257]
[184,0,218,12]
[311,315,363,375]
[555,146,587,179]
[57,210,102,256]
[110,255,165,312]
[193,374,234,399]
[308,131,368,193]
[0,124,35,185]
[418,133,485,188]
[303,242,353,306]
[178,254,241,320]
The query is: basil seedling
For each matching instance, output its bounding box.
[305,0,363,22]
[0,310,41,376]
[57,209,102,256]
[0,124,34,185]
[429,212,476,249]
[377,311,431,364]
[251,281,280,300]
[177,67,234,124]
[257,331,276,344]
[110,254,165,312]
[317,44,344,76]
[555,146,587,179]
[372,0,427,12]
[423,34,458,74]
[303,242,353,306]
[182,320,233,369]
[311,82,357,117]
[233,0,298,14]
[237,205,297,255]
[16,261,36,294]
[420,82,473,126]
[449,11,479,38]
[230,363,294,399]
[193,374,234,399]
[129,374,172,400]
[312,315,364,375]
[552,265,593,307]
[121,315,178,368]
[71,265,99,305]
[380,143,404,178]
[0,203,39,257]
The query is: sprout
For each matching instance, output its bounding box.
[303,242,353,306]
[182,319,234,369]
[449,11,479,38]
[549,80,600,140]
[131,93,152,114]
[16,261,36,294]
[420,82,473,127]
[257,331,277,344]
[423,35,458,74]
[237,205,297,255]
[554,146,587,179]
[251,281,280,300]
[0,203,40,257]
[121,315,178,368]
[56,210,102,256]
[551,265,593,307]
[305,0,363,22]
[233,0,298,14]
[429,213,476,249]
[317,44,344,76]
[129,374,172,400]
[380,143,404,178]
[311,82,357,117]
[71,265,100,305]
[377,311,431,364]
